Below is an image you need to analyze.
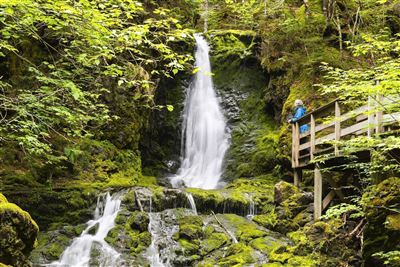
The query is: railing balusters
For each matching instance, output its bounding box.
[310,114,315,160]
[334,101,341,156]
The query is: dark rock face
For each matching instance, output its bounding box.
[139,75,190,177]
[0,193,39,267]
[4,188,97,231]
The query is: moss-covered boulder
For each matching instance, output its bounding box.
[0,193,39,267]
[274,181,299,204]
[217,243,255,267]
[362,177,400,266]
[127,211,149,232]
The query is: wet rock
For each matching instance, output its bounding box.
[0,193,39,267]
[87,223,99,235]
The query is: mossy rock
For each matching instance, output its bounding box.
[362,177,400,263]
[127,211,149,232]
[217,243,255,267]
[253,212,278,230]
[249,236,289,255]
[0,197,39,267]
[87,223,99,235]
[179,238,200,255]
[179,215,203,227]
[274,181,299,205]
[220,214,269,243]
[200,232,230,255]
[179,224,203,240]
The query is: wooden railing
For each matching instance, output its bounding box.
[292,96,400,169]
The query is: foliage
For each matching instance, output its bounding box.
[0,0,194,166]
[321,202,364,220]
[207,0,266,30]
[373,250,400,267]
[318,31,400,176]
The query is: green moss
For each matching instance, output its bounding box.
[0,194,8,204]
[179,224,203,239]
[249,237,287,255]
[200,232,229,255]
[0,200,39,266]
[45,235,71,259]
[204,225,215,237]
[179,238,200,255]
[362,177,400,263]
[274,181,300,204]
[386,214,400,231]
[253,212,278,230]
[179,215,203,227]
[221,214,267,243]
[0,203,39,231]
[287,255,318,266]
[217,243,255,267]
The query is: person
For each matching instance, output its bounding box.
[288,99,309,133]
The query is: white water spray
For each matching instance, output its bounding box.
[49,193,122,267]
[171,34,229,190]
[146,198,180,267]
[186,193,197,215]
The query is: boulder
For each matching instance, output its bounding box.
[274,181,299,205]
[0,193,39,267]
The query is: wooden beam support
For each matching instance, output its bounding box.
[314,165,323,220]
[326,177,345,202]
[294,168,302,188]
[322,190,336,210]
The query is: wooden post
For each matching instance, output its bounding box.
[294,168,302,188]
[310,114,316,160]
[375,95,383,134]
[314,164,323,220]
[368,96,374,137]
[295,122,300,167]
[334,101,341,156]
[292,124,296,168]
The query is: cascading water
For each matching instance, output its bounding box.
[49,193,122,267]
[186,193,197,215]
[171,34,229,190]
[146,199,180,267]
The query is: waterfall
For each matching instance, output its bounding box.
[171,34,229,190]
[49,193,122,267]
[246,194,256,220]
[146,213,167,267]
[186,193,197,215]
[246,200,255,220]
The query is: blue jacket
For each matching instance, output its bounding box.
[292,106,309,133]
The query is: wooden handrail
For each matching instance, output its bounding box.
[291,96,399,168]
